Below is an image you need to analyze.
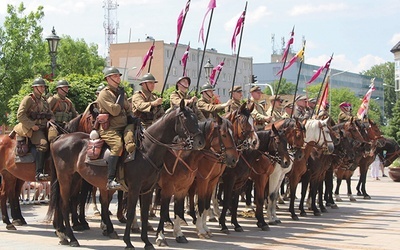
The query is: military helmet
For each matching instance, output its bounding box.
[140,73,158,85]
[104,67,122,80]
[31,77,47,87]
[176,76,191,89]
[56,79,69,89]
[96,84,106,94]
[200,83,214,93]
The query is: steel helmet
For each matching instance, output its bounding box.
[56,79,69,89]
[31,77,47,87]
[96,84,105,94]
[140,73,158,85]
[200,83,214,93]
[176,76,191,90]
[104,67,122,80]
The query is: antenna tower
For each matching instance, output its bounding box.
[271,34,276,54]
[103,0,119,60]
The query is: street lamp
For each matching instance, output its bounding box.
[204,59,214,84]
[45,27,61,79]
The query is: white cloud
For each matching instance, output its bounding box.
[390,33,400,46]
[355,55,386,73]
[289,3,347,16]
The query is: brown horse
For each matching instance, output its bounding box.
[155,114,240,246]
[47,100,205,249]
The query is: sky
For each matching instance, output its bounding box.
[1,0,400,74]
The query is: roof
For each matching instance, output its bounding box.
[390,41,400,53]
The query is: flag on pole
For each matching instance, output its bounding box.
[198,0,217,43]
[276,47,304,75]
[176,0,191,44]
[320,75,330,109]
[181,43,190,76]
[209,61,224,86]
[357,78,376,119]
[136,45,155,77]
[307,57,332,84]
[281,28,294,61]
[231,10,245,52]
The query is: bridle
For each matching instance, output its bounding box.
[231,113,255,151]
[305,120,334,152]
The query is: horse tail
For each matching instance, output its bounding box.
[46,178,60,221]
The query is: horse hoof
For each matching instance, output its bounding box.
[119,217,127,224]
[59,239,69,245]
[147,225,155,232]
[94,211,101,216]
[275,219,282,224]
[109,231,119,239]
[209,217,218,222]
[73,225,85,231]
[82,224,90,230]
[176,236,188,243]
[364,195,371,200]
[314,211,321,216]
[268,221,277,225]
[261,225,270,231]
[144,244,156,250]
[300,212,307,216]
[234,226,243,232]
[356,192,363,196]
[12,219,24,226]
[131,227,141,233]
[149,212,157,218]
[156,238,168,247]
[165,222,173,229]
[70,240,80,247]
[291,215,299,221]
[6,224,17,230]
[349,197,357,202]
[220,228,230,234]
[330,204,339,209]
[335,198,343,202]
[321,208,327,213]
[198,233,207,239]
[206,231,212,237]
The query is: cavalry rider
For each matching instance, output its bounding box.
[282,102,294,118]
[169,76,206,121]
[338,102,355,123]
[47,80,78,128]
[306,97,317,118]
[266,94,284,122]
[13,77,54,181]
[197,83,232,119]
[96,67,135,190]
[293,95,309,120]
[225,85,243,113]
[317,103,330,120]
[131,73,165,129]
[249,86,272,130]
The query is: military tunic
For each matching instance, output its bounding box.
[47,93,78,127]
[224,99,241,113]
[131,89,165,129]
[250,98,270,130]
[14,92,53,152]
[197,96,225,119]
[266,106,282,122]
[169,90,206,121]
[293,105,309,120]
[96,85,132,156]
[338,111,354,123]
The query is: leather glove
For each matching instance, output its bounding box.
[127,115,140,125]
[116,87,125,107]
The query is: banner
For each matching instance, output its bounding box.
[357,79,376,119]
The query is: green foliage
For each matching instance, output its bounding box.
[386,101,400,143]
[263,78,296,95]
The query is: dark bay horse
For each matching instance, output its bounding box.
[155,114,239,246]
[377,137,400,167]
[47,100,205,249]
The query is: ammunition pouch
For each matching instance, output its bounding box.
[54,111,73,123]
[16,136,30,156]
[97,113,110,130]
[134,110,154,122]
[30,112,52,120]
[87,139,105,160]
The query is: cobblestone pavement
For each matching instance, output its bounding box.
[0,169,399,250]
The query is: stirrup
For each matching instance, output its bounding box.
[106,180,122,190]
[35,173,49,181]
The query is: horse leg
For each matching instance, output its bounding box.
[0,180,15,230]
[11,178,27,226]
[155,196,170,247]
[310,179,321,216]
[99,190,118,239]
[123,189,140,249]
[318,181,327,213]
[195,191,209,238]
[347,174,356,201]
[244,179,254,210]
[140,192,155,250]
[299,174,309,216]
[335,178,343,202]
[208,187,220,222]
[117,190,127,223]
[60,183,80,246]
[92,187,100,216]
[253,175,270,231]
[230,190,243,232]
[187,183,197,224]
[219,176,235,234]
[173,197,189,243]
[324,168,336,208]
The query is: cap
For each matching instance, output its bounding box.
[229,86,242,93]
[269,95,283,102]
[308,98,317,103]
[250,86,261,92]
[284,102,294,108]
[339,102,351,108]
[295,95,307,101]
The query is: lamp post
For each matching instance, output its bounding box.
[204,59,214,85]
[45,27,61,79]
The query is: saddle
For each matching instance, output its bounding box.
[14,135,35,163]
[85,139,136,166]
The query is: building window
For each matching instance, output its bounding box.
[222,88,226,96]
[172,67,177,76]
[166,50,170,58]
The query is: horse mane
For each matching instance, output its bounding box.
[64,114,83,133]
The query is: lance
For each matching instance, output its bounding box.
[290,40,306,118]
[182,42,190,77]
[147,40,155,74]
[123,28,132,82]
[311,53,334,117]
[231,2,247,99]
[196,8,215,95]
[315,71,330,116]
[162,0,191,96]
[214,58,226,86]
[271,26,295,116]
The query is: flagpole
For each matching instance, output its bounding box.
[290,41,306,118]
[312,53,334,117]
[316,71,330,116]
[182,42,190,77]
[214,58,226,86]
[147,40,156,74]
[123,28,132,82]
[196,8,215,95]
[271,26,294,116]
[230,2,247,99]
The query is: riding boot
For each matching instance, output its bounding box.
[106,156,122,190]
[35,151,48,181]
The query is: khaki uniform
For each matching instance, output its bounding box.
[338,111,354,123]
[197,96,225,119]
[47,93,78,127]
[250,98,270,131]
[14,93,53,152]
[225,99,241,113]
[132,89,165,129]
[293,105,309,120]
[96,85,133,156]
[266,106,282,122]
[169,90,206,121]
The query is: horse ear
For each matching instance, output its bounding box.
[180,99,185,110]
[271,123,279,135]
[215,113,223,125]
[248,101,255,112]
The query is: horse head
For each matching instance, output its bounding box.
[258,124,291,168]
[305,118,334,154]
[225,102,259,151]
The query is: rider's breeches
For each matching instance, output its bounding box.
[99,130,123,156]
[31,130,48,152]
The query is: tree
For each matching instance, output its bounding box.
[362,62,395,119]
[263,78,296,95]
[0,3,46,124]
